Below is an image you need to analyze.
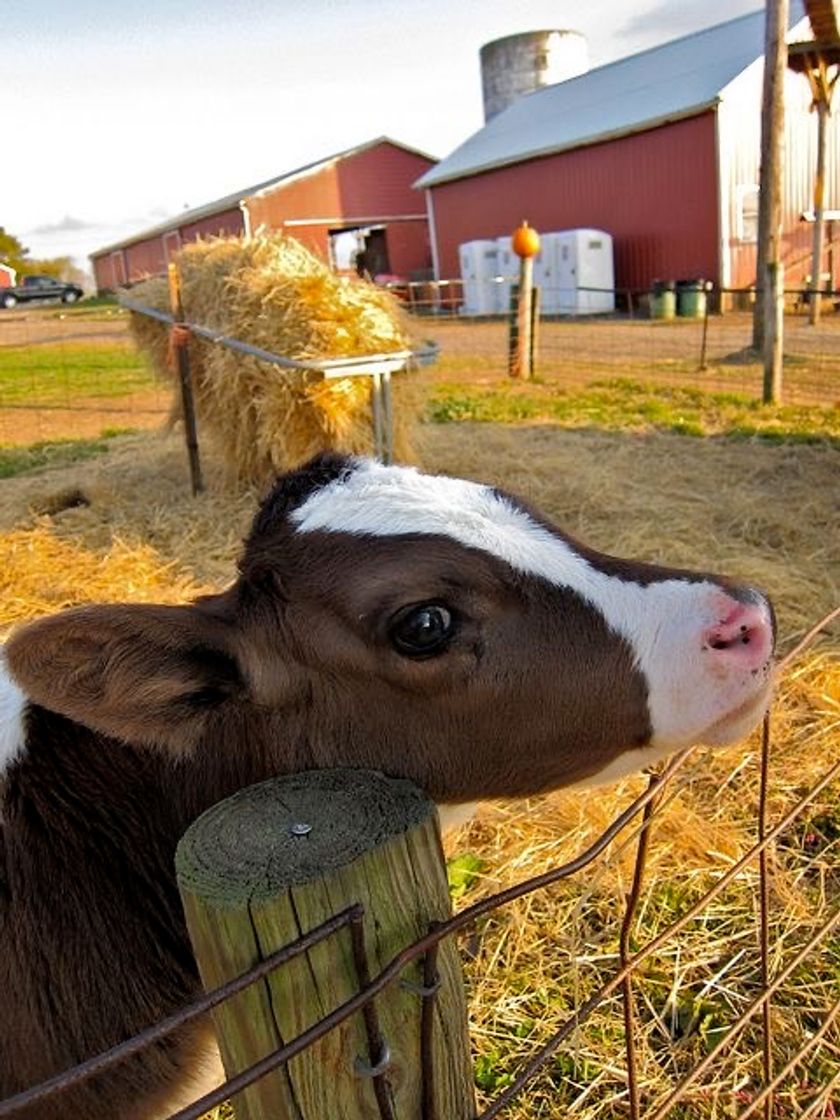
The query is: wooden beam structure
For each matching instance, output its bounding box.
[802,0,840,44]
[787,4,840,324]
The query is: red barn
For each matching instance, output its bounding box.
[91,138,436,293]
[417,4,835,294]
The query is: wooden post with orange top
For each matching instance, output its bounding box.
[509,221,540,379]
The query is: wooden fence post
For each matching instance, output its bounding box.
[167,261,204,495]
[175,769,475,1120]
[508,221,541,379]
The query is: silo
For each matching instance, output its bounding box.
[480,30,589,122]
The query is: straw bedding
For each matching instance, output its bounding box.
[128,234,419,484]
[0,423,837,1118]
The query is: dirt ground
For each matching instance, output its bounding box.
[0,307,130,347]
[0,390,170,446]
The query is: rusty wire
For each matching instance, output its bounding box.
[620,776,663,1120]
[0,906,362,1118]
[1,608,837,1120]
[757,713,775,1120]
[732,996,840,1120]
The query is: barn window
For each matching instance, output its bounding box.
[736,185,760,242]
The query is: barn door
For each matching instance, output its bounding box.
[363,228,390,278]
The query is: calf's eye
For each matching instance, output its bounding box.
[390,604,454,657]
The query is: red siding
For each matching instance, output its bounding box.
[125,238,166,281]
[335,142,434,217]
[247,141,434,276]
[180,207,243,242]
[247,165,342,230]
[93,250,127,292]
[382,221,432,277]
[429,112,720,290]
[91,142,435,290]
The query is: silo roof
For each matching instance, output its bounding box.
[417,5,807,189]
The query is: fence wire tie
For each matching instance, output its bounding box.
[170,323,191,349]
[399,975,442,998]
[354,1040,392,1079]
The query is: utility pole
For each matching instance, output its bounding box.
[752,0,789,403]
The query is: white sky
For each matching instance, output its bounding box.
[3,0,762,272]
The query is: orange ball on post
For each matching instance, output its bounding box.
[512,220,541,259]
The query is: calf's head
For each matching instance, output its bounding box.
[5,454,775,803]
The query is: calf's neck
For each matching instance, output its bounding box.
[0,453,775,1118]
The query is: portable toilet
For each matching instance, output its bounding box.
[494,236,519,313]
[534,232,564,313]
[459,240,499,315]
[551,229,614,314]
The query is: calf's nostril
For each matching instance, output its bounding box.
[703,599,773,661]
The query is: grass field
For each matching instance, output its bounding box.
[0,341,157,404]
[0,317,168,446]
[0,304,838,1118]
[430,378,840,443]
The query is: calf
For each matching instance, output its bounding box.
[0,453,774,1119]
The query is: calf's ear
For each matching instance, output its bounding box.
[6,603,242,752]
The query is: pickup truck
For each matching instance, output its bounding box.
[1,275,84,309]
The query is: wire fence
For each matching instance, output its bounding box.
[1,608,837,1120]
[0,287,838,455]
[387,280,840,408]
[0,303,171,450]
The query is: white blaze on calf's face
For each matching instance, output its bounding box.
[290,460,773,757]
[0,647,27,775]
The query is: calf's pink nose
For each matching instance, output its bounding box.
[703,600,774,669]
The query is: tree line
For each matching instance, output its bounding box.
[0,227,84,285]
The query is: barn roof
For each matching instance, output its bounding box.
[416,5,808,189]
[91,137,436,259]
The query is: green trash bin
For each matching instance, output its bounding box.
[650,280,676,320]
[676,279,707,319]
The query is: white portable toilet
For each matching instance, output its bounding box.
[459,240,499,315]
[571,229,614,313]
[546,229,614,314]
[534,232,564,313]
[495,236,517,313]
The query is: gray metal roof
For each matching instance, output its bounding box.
[416,5,806,189]
[91,136,436,259]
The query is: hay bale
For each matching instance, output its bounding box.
[128,234,419,484]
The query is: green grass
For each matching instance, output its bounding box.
[45,296,126,319]
[0,343,158,405]
[428,378,840,444]
[0,429,134,479]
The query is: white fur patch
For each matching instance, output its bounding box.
[0,647,27,774]
[292,461,771,752]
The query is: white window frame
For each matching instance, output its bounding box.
[735,184,760,243]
